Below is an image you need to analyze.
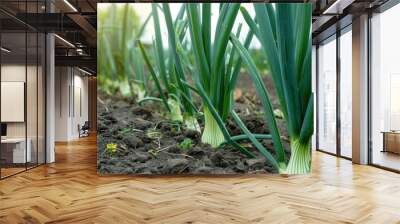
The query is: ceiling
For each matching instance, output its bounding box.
[312,0,391,43]
[0,0,98,73]
[0,0,394,73]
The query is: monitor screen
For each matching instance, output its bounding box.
[1,123,7,137]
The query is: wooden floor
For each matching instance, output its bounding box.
[1,136,400,224]
[372,150,400,171]
[0,167,26,178]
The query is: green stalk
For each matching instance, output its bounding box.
[286,138,311,174]
[185,3,244,147]
[230,34,286,165]
[233,3,312,174]
[190,80,255,157]
[201,107,225,148]
[138,41,171,112]
[152,4,170,93]
[230,134,271,142]
[261,3,313,174]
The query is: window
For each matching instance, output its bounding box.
[317,36,337,154]
[339,28,352,158]
[370,3,400,171]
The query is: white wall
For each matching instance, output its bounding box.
[1,63,46,164]
[55,67,89,141]
[55,66,69,141]
[78,73,90,136]
[1,65,26,139]
[46,33,55,163]
[352,14,369,164]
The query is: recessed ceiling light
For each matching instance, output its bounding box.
[78,67,93,76]
[63,0,78,12]
[1,47,11,53]
[54,34,75,48]
[323,0,343,14]
[322,0,355,15]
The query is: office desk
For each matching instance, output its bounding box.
[382,131,400,154]
[1,138,31,163]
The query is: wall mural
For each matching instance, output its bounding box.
[97,3,313,175]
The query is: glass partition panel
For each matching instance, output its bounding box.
[0,1,46,179]
[339,28,352,158]
[1,31,27,177]
[317,36,337,154]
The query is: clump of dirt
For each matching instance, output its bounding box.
[97,86,290,175]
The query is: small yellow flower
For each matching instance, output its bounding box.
[106,143,118,154]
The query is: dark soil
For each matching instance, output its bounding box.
[97,75,290,175]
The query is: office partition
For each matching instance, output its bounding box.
[0,1,47,179]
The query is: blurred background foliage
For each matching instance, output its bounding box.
[98,4,146,97]
[97,3,270,98]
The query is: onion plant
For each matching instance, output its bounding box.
[138,4,200,131]
[230,4,313,174]
[98,4,151,99]
[185,3,254,147]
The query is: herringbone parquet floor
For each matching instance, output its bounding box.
[1,135,400,224]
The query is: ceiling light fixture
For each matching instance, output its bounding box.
[76,48,86,56]
[78,67,93,76]
[322,0,355,15]
[1,47,11,53]
[63,0,78,12]
[54,34,75,48]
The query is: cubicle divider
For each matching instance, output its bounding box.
[0,1,47,179]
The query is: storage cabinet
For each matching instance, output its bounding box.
[382,132,400,154]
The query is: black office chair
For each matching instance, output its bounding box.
[79,121,90,138]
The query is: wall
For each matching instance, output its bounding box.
[55,66,69,141]
[71,72,89,138]
[352,14,369,164]
[46,33,56,163]
[1,63,45,166]
[1,64,41,139]
[55,67,89,141]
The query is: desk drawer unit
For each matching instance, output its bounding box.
[383,132,400,154]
